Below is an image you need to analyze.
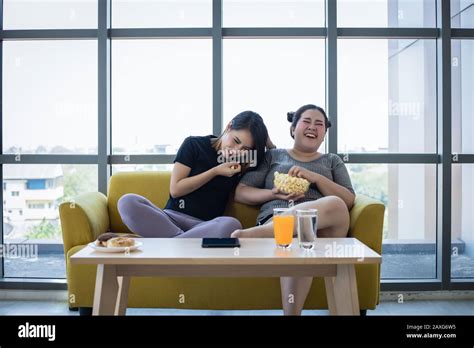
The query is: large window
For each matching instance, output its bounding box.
[338,39,436,153]
[3,0,98,29]
[451,35,474,279]
[3,40,98,155]
[338,0,436,27]
[112,0,212,28]
[112,164,174,174]
[2,164,97,278]
[1,1,473,289]
[349,164,437,279]
[223,0,325,27]
[452,164,474,279]
[111,39,212,155]
[452,40,474,154]
[452,0,474,28]
[223,39,326,150]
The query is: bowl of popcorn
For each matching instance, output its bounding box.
[273,171,310,195]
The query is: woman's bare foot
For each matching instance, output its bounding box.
[230,229,243,238]
[231,225,273,238]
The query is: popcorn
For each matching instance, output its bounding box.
[273,171,310,195]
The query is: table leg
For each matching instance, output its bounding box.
[115,276,130,316]
[93,264,119,315]
[324,264,360,315]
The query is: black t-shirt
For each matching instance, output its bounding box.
[164,135,240,221]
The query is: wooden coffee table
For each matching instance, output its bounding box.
[70,238,381,316]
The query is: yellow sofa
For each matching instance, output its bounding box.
[60,171,385,314]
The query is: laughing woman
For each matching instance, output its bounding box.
[231,104,355,315]
[117,111,270,238]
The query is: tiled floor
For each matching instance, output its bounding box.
[1,299,473,316]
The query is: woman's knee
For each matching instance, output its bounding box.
[214,216,242,231]
[325,196,350,233]
[304,196,349,233]
[117,193,143,216]
[297,195,347,215]
[325,195,348,213]
[325,196,349,221]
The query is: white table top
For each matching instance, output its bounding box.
[70,238,381,266]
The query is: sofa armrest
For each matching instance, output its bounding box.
[348,194,385,255]
[59,192,110,255]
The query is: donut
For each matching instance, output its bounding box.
[106,237,135,248]
[96,232,119,247]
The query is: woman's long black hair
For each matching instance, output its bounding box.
[214,110,269,170]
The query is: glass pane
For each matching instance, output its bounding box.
[3,41,98,155]
[338,39,436,153]
[112,164,174,174]
[3,0,97,29]
[452,0,474,28]
[112,40,212,154]
[223,39,326,151]
[348,164,437,279]
[223,0,325,27]
[338,0,436,27]
[112,0,212,28]
[452,164,474,279]
[452,40,474,154]
[3,164,98,278]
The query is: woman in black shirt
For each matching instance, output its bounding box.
[117,111,270,238]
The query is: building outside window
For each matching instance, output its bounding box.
[1,0,472,288]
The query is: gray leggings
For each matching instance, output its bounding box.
[117,193,242,238]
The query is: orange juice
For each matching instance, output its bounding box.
[273,215,294,247]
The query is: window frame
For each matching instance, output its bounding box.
[0,0,473,291]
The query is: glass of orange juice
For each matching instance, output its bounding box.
[273,208,294,249]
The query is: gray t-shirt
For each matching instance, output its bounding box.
[239,149,355,224]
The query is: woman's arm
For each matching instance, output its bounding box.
[235,150,305,205]
[234,183,305,205]
[234,184,273,205]
[312,174,355,209]
[287,166,355,209]
[170,161,240,198]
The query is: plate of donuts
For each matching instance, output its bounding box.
[89,232,143,253]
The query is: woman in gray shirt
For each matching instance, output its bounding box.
[232,104,356,316]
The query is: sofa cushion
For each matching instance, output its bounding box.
[108,171,261,232]
[108,171,173,233]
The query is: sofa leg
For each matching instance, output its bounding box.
[360,309,367,316]
[79,307,93,316]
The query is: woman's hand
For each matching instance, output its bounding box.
[271,187,305,202]
[287,165,318,184]
[213,162,241,177]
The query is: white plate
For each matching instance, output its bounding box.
[88,240,143,253]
